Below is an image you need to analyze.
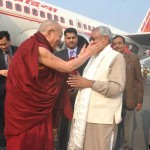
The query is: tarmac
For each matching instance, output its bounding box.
[133,77,150,150]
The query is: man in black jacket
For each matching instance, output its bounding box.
[54,28,88,150]
[0,31,17,147]
[112,35,143,150]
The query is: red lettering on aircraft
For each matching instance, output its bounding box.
[14,0,57,12]
[41,4,49,9]
[53,8,57,13]
[14,0,23,2]
[30,1,40,7]
[24,0,32,4]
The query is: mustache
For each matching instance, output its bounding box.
[68,42,74,44]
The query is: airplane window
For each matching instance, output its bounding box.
[88,25,91,31]
[6,1,13,9]
[78,22,82,28]
[47,13,52,20]
[32,8,38,16]
[40,11,45,18]
[0,0,3,6]
[60,17,65,23]
[24,6,30,14]
[69,19,74,26]
[54,15,59,22]
[15,4,22,12]
[83,24,87,30]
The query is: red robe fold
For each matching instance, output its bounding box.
[4,32,72,150]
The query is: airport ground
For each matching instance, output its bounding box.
[0,77,150,150]
[133,76,150,150]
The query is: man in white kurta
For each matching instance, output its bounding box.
[67,26,126,150]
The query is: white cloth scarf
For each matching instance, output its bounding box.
[68,45,112,150]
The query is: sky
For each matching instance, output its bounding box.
[42,0,149,33]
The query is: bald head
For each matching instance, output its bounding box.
[38,19,62,33]
[38,20,62,49]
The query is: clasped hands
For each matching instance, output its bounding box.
[67,72,94,89]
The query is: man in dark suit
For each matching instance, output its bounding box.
[0,31,17,147]
[54,28,88,150]
[112,35,144,150]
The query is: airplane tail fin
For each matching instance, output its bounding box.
[138,8,150,32]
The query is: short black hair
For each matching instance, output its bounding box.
[0,31,11,41]
[64,28,77,36]
[112,35,125,44]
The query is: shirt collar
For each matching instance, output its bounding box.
[3,47,12,55]
[67,47,78,58]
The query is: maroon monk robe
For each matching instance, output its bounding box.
[4,32,72,150]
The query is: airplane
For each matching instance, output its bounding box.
[137,8,150,68]
[0,0,150,54]
[138,8,150,33]
[125,8,150,58]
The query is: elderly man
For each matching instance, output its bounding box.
[4,20,104,150]
[67,26,126,150]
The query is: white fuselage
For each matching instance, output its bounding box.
[0,0,127,46]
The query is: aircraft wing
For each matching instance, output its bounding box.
[123,32,150,46]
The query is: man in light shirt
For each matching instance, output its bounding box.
[67,26,126,150]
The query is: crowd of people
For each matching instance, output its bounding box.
[0,19,148,150]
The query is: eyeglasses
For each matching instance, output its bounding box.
[50,29,63,37]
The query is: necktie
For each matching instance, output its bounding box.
[68,50,78,89]
[6,51,12,68]
[69,50,75,59]
[68,50,78,76]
